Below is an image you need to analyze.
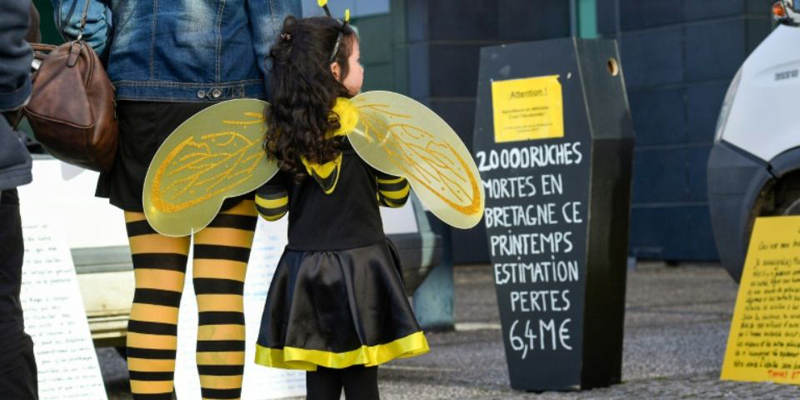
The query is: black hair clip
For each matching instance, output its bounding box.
[318,0,350,62]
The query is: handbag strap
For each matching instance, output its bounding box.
[59,0,92,42]
[63,0,92,67]
[75,0,91,41]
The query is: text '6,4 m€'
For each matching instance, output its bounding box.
[509,318,573,359]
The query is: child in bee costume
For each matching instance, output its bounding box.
[141,2,484,398]
[252,7,428,399]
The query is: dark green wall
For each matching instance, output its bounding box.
[597,0,773,261]
[33,0,63,44]
[351,0,408,94]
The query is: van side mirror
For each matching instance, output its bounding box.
[773,1,800,26]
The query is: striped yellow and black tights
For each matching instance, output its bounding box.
[123,199,257,400]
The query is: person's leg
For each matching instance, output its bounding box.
[0,336,38,400]
[192,199,257,400]
[306,367,343,400]
[124,211,190,400]
[0,189,38,400]
[341,365,379,400]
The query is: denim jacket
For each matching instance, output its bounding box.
[52,0,302,102]
[0,0,33,191]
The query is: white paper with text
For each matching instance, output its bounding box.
[20,218,108,400]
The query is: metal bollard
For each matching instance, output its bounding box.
[413,219,455,332]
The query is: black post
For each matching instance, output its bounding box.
[472,38,634,391]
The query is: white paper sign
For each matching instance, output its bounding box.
[380,201,419,235]
[174,217,306,399]
[18,159,128,249]
[19,219,108,400]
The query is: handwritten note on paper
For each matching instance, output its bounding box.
[722,216,800,385]
[174,217,305,399]
[19,220,108,400]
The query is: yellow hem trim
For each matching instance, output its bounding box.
[254,331,429,371]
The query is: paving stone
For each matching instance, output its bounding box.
[102,264,800,399]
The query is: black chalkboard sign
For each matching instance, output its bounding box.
[473,38,634,391]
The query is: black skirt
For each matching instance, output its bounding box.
[255,239,429,371]
[96,101,250,212]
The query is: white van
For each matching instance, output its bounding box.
[707,0,800,282]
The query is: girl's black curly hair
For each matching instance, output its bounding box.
[264,16,358,176]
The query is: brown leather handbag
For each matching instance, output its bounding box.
[24,0,117,172]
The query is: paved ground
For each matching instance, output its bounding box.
[98,263,800,399]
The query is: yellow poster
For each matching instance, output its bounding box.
[721,216,800,385]
[491,75,564,143]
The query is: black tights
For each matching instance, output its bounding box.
[306,366,379,400]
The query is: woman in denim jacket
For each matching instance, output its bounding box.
[53,1,302,399]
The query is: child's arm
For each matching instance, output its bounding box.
[376,171,410,208]
[255,173,289,221]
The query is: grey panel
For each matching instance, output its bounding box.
[631,147,690,204]
[619,27,684,89]
[301,0,389,18]
[630,206,692,260]
[496,0,571,41]
[430,99,476,150]
[686,83,728,144]
[363,63,394,90]
[71,246,133,274]
[596,0,619,36]
[355,0,389,16]
[619,0,684,30]
[685,19,747,82]
[687,145,713,202]
[357,15,394,63]
[628,87,687,146]
[707,141,773,282]
[427,0,498,41]
[684,0,747,20]
[407,42,430,98]
[427,44,484,98]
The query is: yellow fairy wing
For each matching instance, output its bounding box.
[143,99,278,237]
[348,91,485,229]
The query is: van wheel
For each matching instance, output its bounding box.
[775,188,800,216]
[745,177,797,247]
[773,172,800,217]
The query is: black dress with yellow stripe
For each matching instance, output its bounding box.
[254,139,429,371]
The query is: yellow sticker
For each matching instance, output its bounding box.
[491,75,564,143]
[721,216,800,385]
